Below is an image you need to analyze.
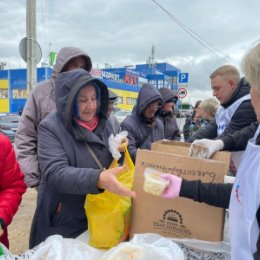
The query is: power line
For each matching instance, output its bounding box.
[152,0,237,63]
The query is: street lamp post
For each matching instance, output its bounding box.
[26,0,37,95]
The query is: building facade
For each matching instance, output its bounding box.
[0,68,52,113]
[0,62,182,113]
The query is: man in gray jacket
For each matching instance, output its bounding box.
[15,47,92,188]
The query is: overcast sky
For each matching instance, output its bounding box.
[1,0,260,104]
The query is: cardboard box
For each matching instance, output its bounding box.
[130,142,230,242]
[151,140,230,174]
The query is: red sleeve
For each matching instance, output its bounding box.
[0,133,27,227]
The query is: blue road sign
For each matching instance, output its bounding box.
[179,73,189,83]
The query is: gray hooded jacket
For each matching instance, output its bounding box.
[15,47,92,188]
[29,69,114,248]
[120,84,164,162]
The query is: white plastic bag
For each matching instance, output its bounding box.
[29,235,103,260]
[109,131,128,160]
[0,242,40,260]
[101,233,184,260]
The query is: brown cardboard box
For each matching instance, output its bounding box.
[130,143,230,242]
[151,140,230,173]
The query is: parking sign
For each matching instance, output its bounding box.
[179,73,189,83]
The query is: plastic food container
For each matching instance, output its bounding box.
[143,168,169,196]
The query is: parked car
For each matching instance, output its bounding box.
[0,114,20,142]
[174,109,186,118]
[113,107,121,113]
[114,110,132,123]
[184,110,193,118]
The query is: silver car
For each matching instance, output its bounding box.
[0,114,20,142]
[114,110,131,123]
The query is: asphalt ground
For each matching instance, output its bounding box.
[8,188,37,254]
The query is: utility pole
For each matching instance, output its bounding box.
[26,0,37,95]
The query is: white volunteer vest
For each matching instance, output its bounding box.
[215,94,251,136]
[229,124,260,260]
[215,94,251,169]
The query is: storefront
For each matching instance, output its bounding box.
[0,68,52,113]
[0,62,182,113]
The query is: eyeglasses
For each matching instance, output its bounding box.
[148,101,161,109]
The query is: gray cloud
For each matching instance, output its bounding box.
[0,0,259,104]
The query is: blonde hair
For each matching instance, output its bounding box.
[199,98,219,118]
[210,65,240,86]
[241,41,260,93]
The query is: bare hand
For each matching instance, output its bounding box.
[98,166,136,198]
[118,137,128,153]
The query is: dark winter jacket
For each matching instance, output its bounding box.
[181,132,260,260]
[157,88,181,141]
[157,111,181,141]
[0,133,26,248]
[120,84,164,162]
[29,69,114,248]
[187,78,257,151]
[183,114,194,141]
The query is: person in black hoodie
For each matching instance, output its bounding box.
[159,42,260,260]
[157,87,181,141]
[120,84,164,162]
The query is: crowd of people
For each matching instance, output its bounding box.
[1,41,260,259]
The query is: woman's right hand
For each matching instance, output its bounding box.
[98,166,136,198]
[118,137,128,153]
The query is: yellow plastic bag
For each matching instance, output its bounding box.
[84,146,134,249]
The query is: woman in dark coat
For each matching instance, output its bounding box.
[29,69,135,248]
[183,100,201,141]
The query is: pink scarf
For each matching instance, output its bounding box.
[74,116,99,132]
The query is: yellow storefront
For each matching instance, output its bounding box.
[0,79,9,113]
